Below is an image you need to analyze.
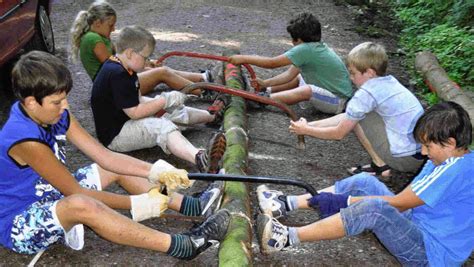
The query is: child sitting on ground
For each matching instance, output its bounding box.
[257,101,474,266]
[0,51,230,260]
[289,42,425,177]
[229,12,353,115]
[91,25,226,174]
[69,0,217,95]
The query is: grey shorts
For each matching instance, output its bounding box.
[298,75,347,114]
[108,116,179,154]
[359,112,424,173]
[108,96,193,154]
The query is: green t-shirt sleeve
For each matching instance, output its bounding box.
[79,32,112,80]
[284,44,309,68]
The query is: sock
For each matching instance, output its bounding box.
[287,227,300,246]
[286,195,299,211]
[179,196,202,216]
[202,72,208,82]
[167,234,194,259]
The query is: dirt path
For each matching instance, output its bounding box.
[1,0,472,266]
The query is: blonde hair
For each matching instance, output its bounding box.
[347,42,388,76]
[69,1,116,62]
[115,26,155,54]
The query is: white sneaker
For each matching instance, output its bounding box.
[256,185,290,219]
[257,214,289,254]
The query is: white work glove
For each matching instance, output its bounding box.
[161,91,187,109]
[148,160,194,193]
[130,187,169,222]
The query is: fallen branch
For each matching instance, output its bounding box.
[415,51,474,142]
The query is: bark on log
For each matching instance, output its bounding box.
[415,51,474,142]
[218,50,253,267]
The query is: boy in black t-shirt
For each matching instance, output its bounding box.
[91,25,224,174]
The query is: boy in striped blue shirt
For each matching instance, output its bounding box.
[257,101,473,266]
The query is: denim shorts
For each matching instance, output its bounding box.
[10,164,101,254]
[335,173,428,266]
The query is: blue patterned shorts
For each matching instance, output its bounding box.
[10,164,101,254]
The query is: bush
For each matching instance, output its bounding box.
[392,0,473,94]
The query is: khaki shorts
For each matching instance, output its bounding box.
[359,112,424,173]
[109,95,195,153]
[108,116,178,154]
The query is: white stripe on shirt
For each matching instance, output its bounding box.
[412,157,461,195]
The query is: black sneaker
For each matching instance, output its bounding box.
[199,65,223,100]
[197,181,225,217]
[204,64,224,84]
[195,132,226,173]
[189,209,231,242]
[257,214,289,254]
[176,209,231,260]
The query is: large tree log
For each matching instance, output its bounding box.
[218,50,253,266]
[415,51,474,142]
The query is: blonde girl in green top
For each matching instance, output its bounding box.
[70,1,213,95]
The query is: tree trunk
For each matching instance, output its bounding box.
[415,51,474,142]
[218,50,253,266]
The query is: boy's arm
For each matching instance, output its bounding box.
[123,97,167,119]
[122,91,186,120]
[289,115,357,140]
[8,140,133,210]
[67,114,150,178]
[350,186,425,212]
[229,54,292,69]
[263,65,300,87]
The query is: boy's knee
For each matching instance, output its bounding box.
[358,198,397,222]
[338,173,379,192]
[157,66,173,76]
[300,85,313,99]
[60,194,107,218]
[342,198,396,235]
[352,173,380,187]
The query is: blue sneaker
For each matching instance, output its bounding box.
[198,181,225,217]
[189,209,231,241]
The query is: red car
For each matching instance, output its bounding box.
[0,0,55,67]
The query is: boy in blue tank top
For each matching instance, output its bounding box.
[257,101,474,266]
[0,51,230,260]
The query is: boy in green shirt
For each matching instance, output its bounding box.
[229,12,353,114]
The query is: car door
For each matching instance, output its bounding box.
[0,0,38,65]
[0,0,21,64]
[14,0,38,45]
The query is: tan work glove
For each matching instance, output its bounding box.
[148,160,194,193]
[130,187,169,222]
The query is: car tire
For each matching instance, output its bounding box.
[26,5,55,53]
